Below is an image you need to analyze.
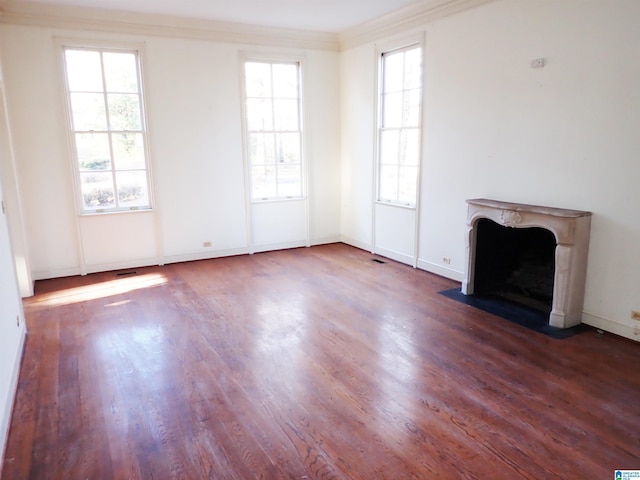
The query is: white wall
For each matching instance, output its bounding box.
[0,53,28,462]
[4,0,637,467]
[0,138,27,468]
[0,76,32,298]
[340,0,640,340]
[0,24,341,278]
[2,0,640,344]
[340,44,374,250]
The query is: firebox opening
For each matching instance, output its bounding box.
[474,218,556,314]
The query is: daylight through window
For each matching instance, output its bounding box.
[244,60,303,200]
[377,45,422,207]
[63,47,151,213]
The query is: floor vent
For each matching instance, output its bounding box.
[116,271,138,277]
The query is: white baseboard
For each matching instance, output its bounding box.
[1,324,26,471]
[310,235,341,246]
[29,239,343,282]
[163,247,250,265]
[340,236,373,253]
[252,240,308,253]
[340,239,465,277]
[416,259,465,282]
[372,246,414,267]
[582,311,640,342]
[84,257,161,275]
[32,266,81,281]
[339,237,414,266]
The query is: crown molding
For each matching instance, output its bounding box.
[338,0,496,50]
[0,0,497,52]
[0,1,340,51]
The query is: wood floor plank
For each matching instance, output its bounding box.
[2,243,640,479]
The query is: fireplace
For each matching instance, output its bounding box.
[462,199,591,329]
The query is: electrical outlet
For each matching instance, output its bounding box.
[631,311,640,321]
[442,257,451,265]
[531,58,545,68]
[203,241,212,248]
[16,315,20,327]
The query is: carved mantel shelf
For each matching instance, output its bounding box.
[463,198,592,329]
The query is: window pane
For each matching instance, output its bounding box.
[379,165,398,201]
[70,93,107,131]
[380,130,400,166]
[250,133,276,165]
[273,99,298,131]
[383,92,402,128]
[107,94,141,130]
[247,99,273,131]
[103,52,139,93]
[399,129,420,166]
[245,60,302,201]
[272,64,298,98]
[116,171,149,207]
[65,46,151,213]
[404,89,421,127]
[76,133,111,170]
[377,45,421,206]
[398,166,418,205]
[112,133,145,170]
[252,165,277,199]
[383,52,403,93]
[277,133,300,164]
[277,164,301,197]
[245,62,272,98]
[65,50,103,92]
[404,48,421,90]
[81,172,115,209]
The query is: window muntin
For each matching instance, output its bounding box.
[244,61,303,201]
[63,47,151,213]
[377,45,422,207]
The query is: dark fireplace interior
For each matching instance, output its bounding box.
[474,218,556,314]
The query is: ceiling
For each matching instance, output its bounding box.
[15,0,427,32]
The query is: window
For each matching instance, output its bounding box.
[377,45,422,207]
[63,46,151,213]
[243,60,303,200]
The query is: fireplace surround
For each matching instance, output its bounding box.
[462,199,592,329]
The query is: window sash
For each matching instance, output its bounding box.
[244,60,303,201]
[377,45,422,207]
[63,46,152,213]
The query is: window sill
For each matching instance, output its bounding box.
[80,207,153,217]
[251,197,306,205]
[375,200,416,210]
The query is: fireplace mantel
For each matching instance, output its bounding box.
[463,199,592,329]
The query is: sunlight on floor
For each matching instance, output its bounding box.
[256,295,308,354]
[27,273,169,308]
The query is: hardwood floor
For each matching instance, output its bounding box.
[2,243,639,479]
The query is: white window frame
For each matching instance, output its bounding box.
[375,39,424,209]
[240,54,306,203]
[58,39,154,215]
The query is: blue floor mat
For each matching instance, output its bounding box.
[439,288,584,339]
